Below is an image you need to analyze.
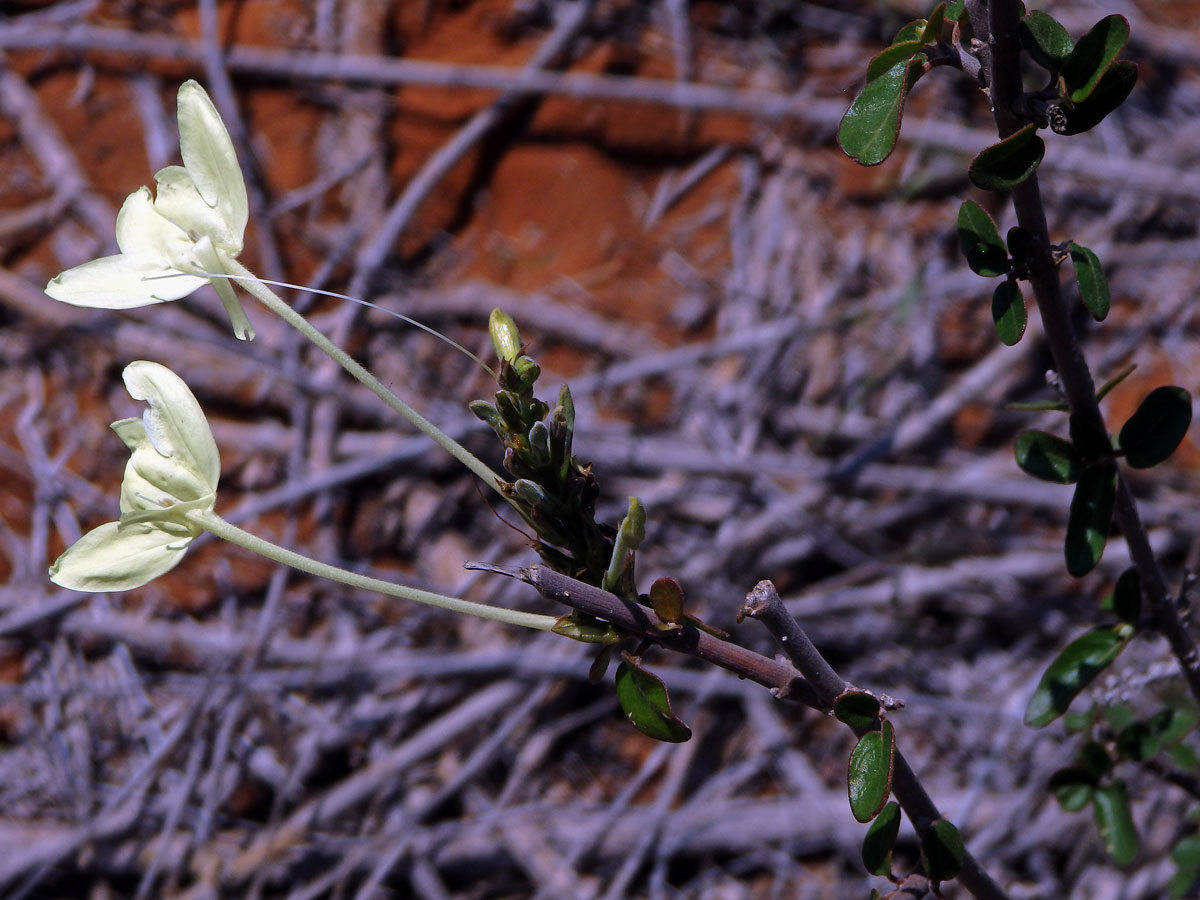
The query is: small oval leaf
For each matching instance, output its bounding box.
[969,124,1046,191]
[957,200,1008,276]
[1172,834,1200,869]
[834,690,881,730]
[848,720,895,823]
[862,801,902,876]
[1069,242,1110,321]
[1061,14,1130,103]
[1118,385,1193,469]
[1111,566,1141,626]
[838,59,922,167]
[893,20,925,44]
[992,280,1027,345]
[649,577,685,625]
[1047,767,1096,812]
[1094,780,1139,866]
[1057,61,1138,135]
[920,819,965,882]
[1024,626,1130,727]
[1019,10,1074,72]
[921,4,946,43]
[1065,461,1117,576]
[1079,739,1115,778]
[1014,430,1083,483]
[1007,226,1032,270]
[615,659,692,743]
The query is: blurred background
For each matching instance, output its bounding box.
[1,1,1199,897]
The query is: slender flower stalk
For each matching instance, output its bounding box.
[223,258,503,491]
[48,361,554,631]
[194,510,555,630]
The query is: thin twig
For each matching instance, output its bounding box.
[738,581,1012,900]
[477,562,821,710]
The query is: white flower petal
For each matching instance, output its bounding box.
[122,361,221,495]
[49,520,192,592]
[176,80,248,247]
[153,166,241,255]
[110,417,149,454]
[45,254,207,309]
[115,186,195,262]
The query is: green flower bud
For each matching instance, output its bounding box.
[489,308,522,363]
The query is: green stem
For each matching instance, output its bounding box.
[194,509,556,631]
[222,256,504,494]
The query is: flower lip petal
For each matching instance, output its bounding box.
[176,80,248,244]
[49,520,192,592]
[45,254,207,309]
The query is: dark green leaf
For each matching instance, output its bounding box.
[1068,242,1110,321]
[969,124,1046,191]
[862,801,902,876]
[957,199,1008,276]
[992,280,1026,345]
[1014,430,1083,483]
[868,40,926,81]
[1155,705,1199,746]
[1094,780,1139,866]
[1173,834,1200,869]
[1057,61,1138,135]
[1078,739,1115,778]
[1025,626,1129,727]
[834,690,881,730]
[1170,867,1200,900]
[1119,386,1193,469]
[1061,15,1130,103]
[848,720,895,823]
[893,20,925,44]
[946,0,966,22]
[1100,705,1136,733]
[921,3,946,43]
[1119,708,1199,762]
[1048,767,1096,812]
[649,577,685,625]
[1063,709,1095,732]
[615,659,692,743]
[1117,720,1161,762]
[1065,461,1117,576]
[920,819,965,882]
[1112,566,1141,626]
[1006,226,1032,270]
[838,59,922,166]
[1019,10,1074,72]
[1168,742,1200,771]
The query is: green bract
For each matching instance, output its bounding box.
[49,361,219,592]
[45,80,254,340]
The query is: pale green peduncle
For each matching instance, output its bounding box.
[222,255,505,494]
[195,509,556,631]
